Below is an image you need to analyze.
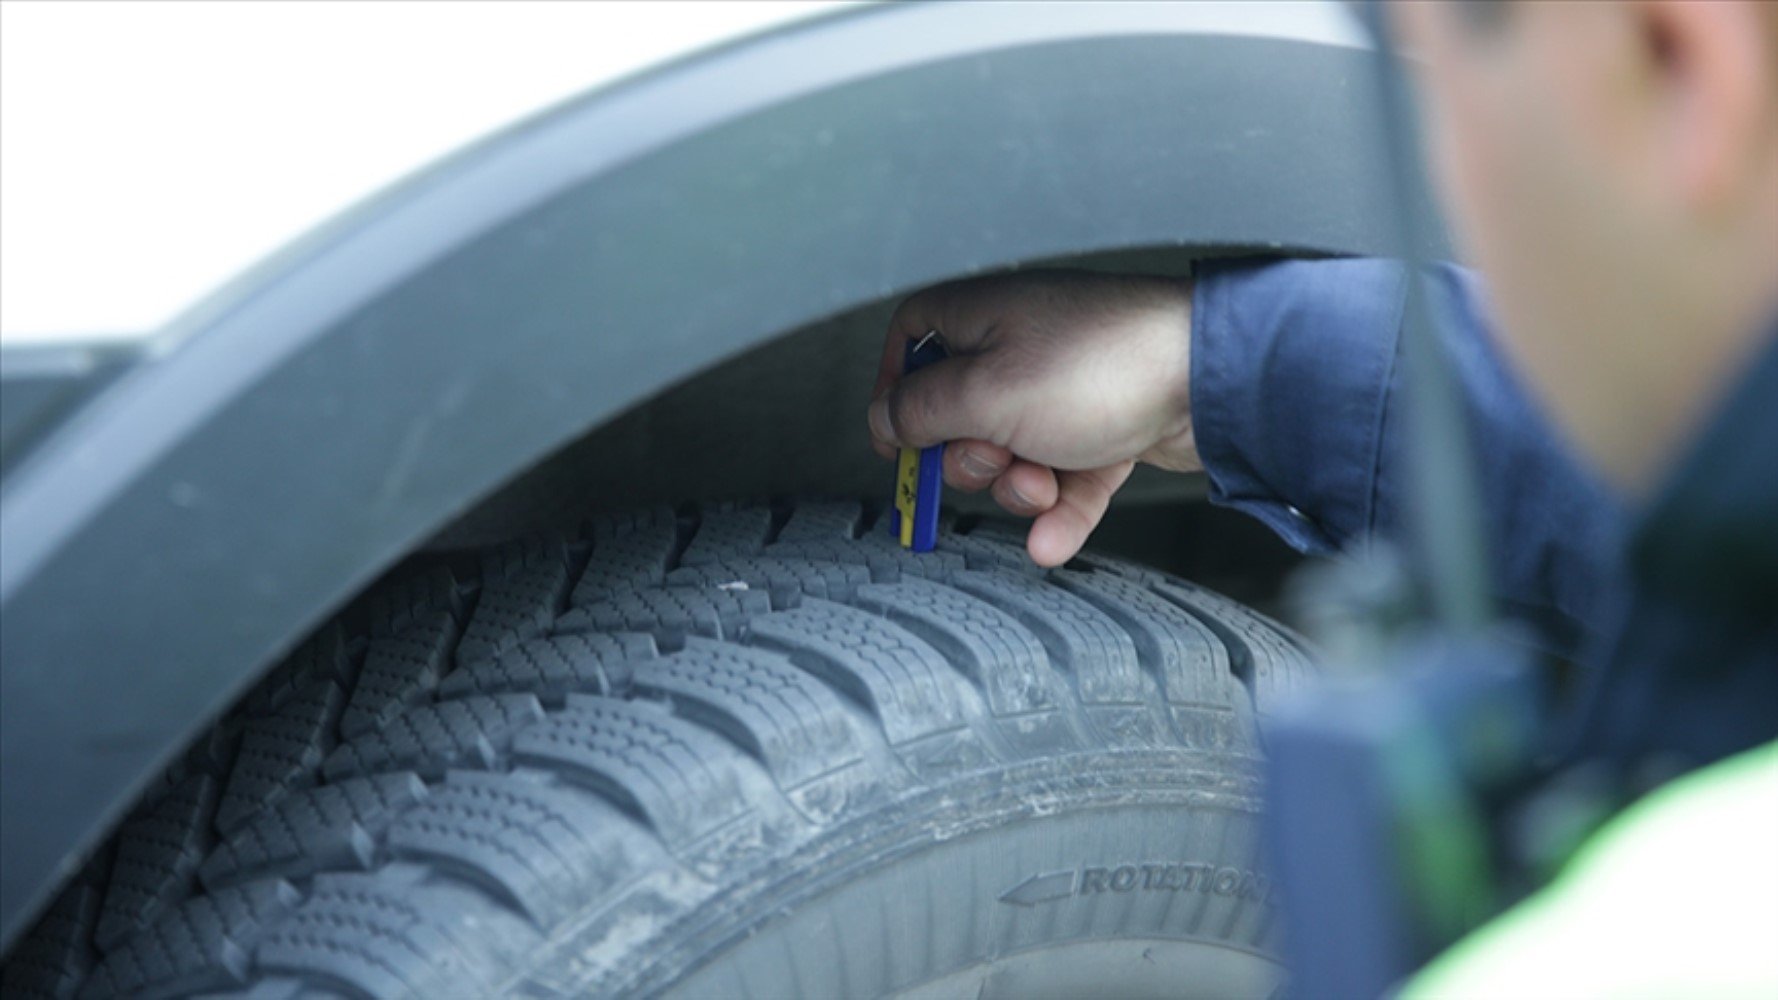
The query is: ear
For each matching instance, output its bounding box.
[1636,0,1774,212]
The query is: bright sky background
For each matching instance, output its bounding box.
[0,0,837,342]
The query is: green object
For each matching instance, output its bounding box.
[1385,709,1496,942]
[1403,740,1778,998]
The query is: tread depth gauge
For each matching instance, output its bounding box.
[888,330,947,551]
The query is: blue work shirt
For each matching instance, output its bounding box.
[1191,256,1777,771]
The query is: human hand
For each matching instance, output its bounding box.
[868,270,1199,567]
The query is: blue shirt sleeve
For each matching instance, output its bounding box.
[1190,256,1625,647]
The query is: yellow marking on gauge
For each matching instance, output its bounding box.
[895,446,920,547]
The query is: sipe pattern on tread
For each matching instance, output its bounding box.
[2,501,1307,999]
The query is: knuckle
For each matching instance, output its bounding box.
[886,382,926,442]
[909,383,948,441]
[882,388,910,441]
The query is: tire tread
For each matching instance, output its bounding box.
[3,500,1306,998]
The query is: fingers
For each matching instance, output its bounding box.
[872,287,947,403]
[943,440,1012,492]
[992,460,1058,517]
[868,356,998,451]
[1026,461,1135,567]
[870,282,1007,454]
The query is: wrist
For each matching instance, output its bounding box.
[1140,275,1201,473]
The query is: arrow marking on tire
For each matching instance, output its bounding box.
[998,869,1076,906]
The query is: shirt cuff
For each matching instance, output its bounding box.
[1190,257,1408,555]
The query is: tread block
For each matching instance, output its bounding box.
[199,774,428,891]
[771,500,863,544]
[96,774,217,950]
[512,696,751,847]
[1054,570,1251,752]
[2,883,101,999]
[768,538,967,584]
[1152,580,1314,710]
[457,537,571,668]
[949,570,1147,704]
[340,611,456,739]
[859,529,975,576]
[678,506,773,566]
[253,875,490,998]
[558,587,770,650]
[352,566,461,640]
[664,557,870,605]
[439,631,656,702]
[240,624,350,718]
[1053,571,1230,708]
[952,568,1169,747]
[1069,549,1165,584]
[939,533,1045,575]
[134,724,233,815]
[385,772,635,925]
[82,880,301,1000]
[217,679,344,834]
[851,581,1058,717]
[323,695,545,781]
[632,639,863,789]
[575,507,679,599]
[746,601,966,745]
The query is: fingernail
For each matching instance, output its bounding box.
[1005,482,1036,511]
[958,448,1000,478]
[868,397,895,445]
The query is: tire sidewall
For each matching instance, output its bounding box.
[540,749,1283,998]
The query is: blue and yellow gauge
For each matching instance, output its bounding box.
[887,330,947,551]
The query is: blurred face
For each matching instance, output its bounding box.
[1391,1,1778,495]
[1396,4,1621,433]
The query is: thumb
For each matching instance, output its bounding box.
[868,357,999,450]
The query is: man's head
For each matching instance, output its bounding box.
[1391,1,1778,496]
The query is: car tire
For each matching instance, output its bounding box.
[1,500,1313,999]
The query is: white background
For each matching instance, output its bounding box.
[0,0,834,342]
